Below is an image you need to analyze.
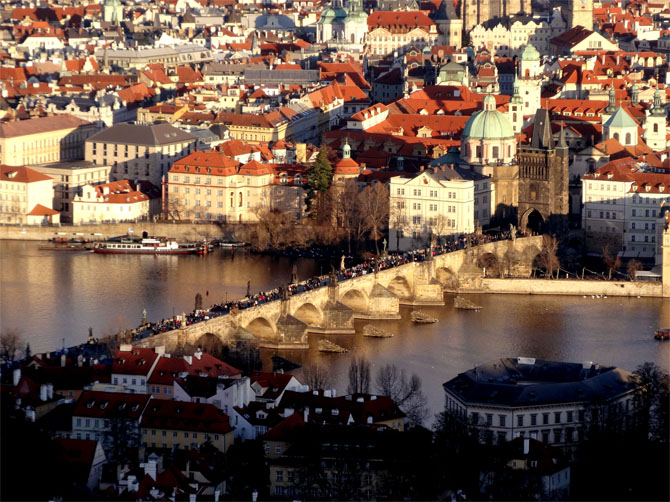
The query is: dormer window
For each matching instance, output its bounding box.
[119,403,126,410]
[646,186,651,192]
[131,404,139,411]
[87,400,95,408]
[101,402,108,409]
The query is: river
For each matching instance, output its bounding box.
[1,240,669,421]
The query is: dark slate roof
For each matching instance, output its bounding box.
[443,358,642,408]
[530,109,554,149]
[86,123,196,146]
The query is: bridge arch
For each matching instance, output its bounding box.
[194,332,226,353]
[244,317,276,339]
[477,252,502,277]
[436,267,458,289]
[387,275,413,300]
[340,289,369,312]
[292,302,323,326]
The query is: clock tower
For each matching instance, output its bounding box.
[567,0,593,31]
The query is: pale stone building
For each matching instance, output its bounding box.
[469,13,567,57]
[316,0,368,49]
[566,0,593,32]
[31,161,111,223]
[0,165,59,225]
[367,11,438,57]
[71,179,152,225]
[166,150,305,223]
[389,166,493,251]
[582,159,670,258]
[85,123,197,186]
[0,115,97,167]
[516,44,543,118]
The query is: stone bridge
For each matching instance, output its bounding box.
[136,236,544,352]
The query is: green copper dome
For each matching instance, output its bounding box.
[521,44,540,61]
[462,95,515,140]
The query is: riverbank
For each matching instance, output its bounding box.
[463,277,663,297]
[0,223,228,242]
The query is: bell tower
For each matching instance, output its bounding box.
[567,0,594,31]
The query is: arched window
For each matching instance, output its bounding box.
[613,132,619,142]
[625,132,631,145]
[238,192,243,207]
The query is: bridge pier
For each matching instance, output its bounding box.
[408,259,445,306]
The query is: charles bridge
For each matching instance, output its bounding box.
[135,236,552,352]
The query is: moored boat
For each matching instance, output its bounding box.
[654,328,670,341]
[92,236,201,255]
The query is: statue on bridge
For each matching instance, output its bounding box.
[340,255,345,272]
[291,264,298,285]
[510,223,517,242]
[329,265,338,285]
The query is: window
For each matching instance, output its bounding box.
[486,414,493,426]
[554,412,561,424]
[499,415,506,427]
[276,471,283,482]
[531,414,537,426]
[275,445,281,454]
[471,412,479,424]
[543,413,549,425]
[517,415,524,427]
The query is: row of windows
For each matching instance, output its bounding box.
[142,429,219,440]
[477,409,583,427]
[112,377,145,386]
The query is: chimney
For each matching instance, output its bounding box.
[194,348,202,360]
[47,383,53,399]
[13,368,21,386]
[523,437,530,455]
[40,384,48,401]
[61,354,66,367]
[303,406,309,422]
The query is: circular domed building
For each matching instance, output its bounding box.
[461,94,517,165]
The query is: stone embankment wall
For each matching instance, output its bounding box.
[0,223,227,241]
[467,278,662,297]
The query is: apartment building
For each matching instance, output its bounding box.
[85,123,197,186]
[0,115,97,167]
[582,159,670,258]
[71,179,155,224]
[0,165,59,225]
[31,161,111,223]
[389,165,493,251]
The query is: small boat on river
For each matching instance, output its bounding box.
[654,328,670,341]
[39,244,89,251]
[363,325,394,338]
[411,311,438,324]
[92,235,204,255]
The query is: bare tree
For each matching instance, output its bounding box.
[602,243,621,280]
[375,363,428,426]
[164,196,188,221]
[627,259,642,281]
[360,182,389,254]
[390,199,408,251]
[302,362,334,391]
[0,329,22,365]
[537,235,560,278]
[347,356,371,394]
[634,362,669,443]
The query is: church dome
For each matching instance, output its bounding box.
[520,44,540,61]
[462,95,515,140]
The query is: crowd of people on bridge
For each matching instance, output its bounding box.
[131,230,518,341]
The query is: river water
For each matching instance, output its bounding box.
[2,240,669,421]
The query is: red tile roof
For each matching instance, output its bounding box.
[112,347,159,376]
[141,400,233,434]
[74,390,151,419]
[1,165,53,183]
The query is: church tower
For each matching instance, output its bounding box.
[508,77,524,134]
[567,0,594,31]
[644,89,667,151]
[517,45,543,118]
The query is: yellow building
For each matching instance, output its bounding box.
[0,115,97,167]
[215,111,290,144]
[167,150,306,223]
[140,400,235,453]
